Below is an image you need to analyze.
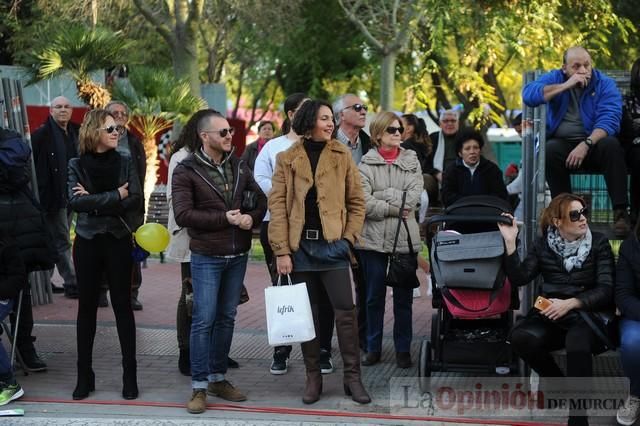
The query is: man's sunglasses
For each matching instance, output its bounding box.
[203,127,235,137]
[101,125,125,135]
[568,207,589,222]
[345,103,368,113]
[386,126,405,135]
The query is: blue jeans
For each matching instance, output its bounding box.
[357,250,413,353]
[190,253,247,389]
[620,318,640,396]
[0,299,15,383]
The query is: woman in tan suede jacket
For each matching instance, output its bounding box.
[268,99,370,406]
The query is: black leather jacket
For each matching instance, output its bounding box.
[67,153,142,240]
[504,231,614,312]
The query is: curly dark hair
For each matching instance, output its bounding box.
[454,128,485,154]
[291,99,334,138]
[171,109,222,156]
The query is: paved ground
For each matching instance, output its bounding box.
[0,256,623,425]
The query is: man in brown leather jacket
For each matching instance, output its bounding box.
[172,110,266,414]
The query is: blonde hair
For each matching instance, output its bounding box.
[539,193,586,234]
[369,111,401,147]
[79,109,113,154]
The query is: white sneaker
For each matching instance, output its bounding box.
[617,395,640,426]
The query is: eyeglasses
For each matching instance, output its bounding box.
[441,119,457,124]
[344,103,368,113]
[52,104,71,109]
[568,207,589,222]
[110,110,128,117]
[101,125,125,135]
[386,126,405,135]
[203,127,235,137]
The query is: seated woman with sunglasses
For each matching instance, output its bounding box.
[67,110,142,400]
[355,112,423,368]
[498,193,615,426]
[441,128,508,207]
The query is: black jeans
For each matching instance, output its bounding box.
[545,136,628,208]
[176,262,192,352]
[74,234,136,367]
[510,310,601,378]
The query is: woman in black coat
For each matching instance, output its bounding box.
[441,128,508,207]
[498,193,614,426]
[614,222,640,425]
[67,109,142,401]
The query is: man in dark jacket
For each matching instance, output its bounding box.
[172,110,266,414]
[441,128,508,207]
[31,96,79,298]
[105,101,147,310]
[522,46,629,237]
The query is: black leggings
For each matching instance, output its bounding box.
[74,234,136,366]
[292,269,354,312]
[509,310,601,378]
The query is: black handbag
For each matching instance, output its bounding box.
[385,191,420,289]
[578,310,620,350]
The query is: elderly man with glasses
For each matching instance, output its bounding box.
[333,94,372,165]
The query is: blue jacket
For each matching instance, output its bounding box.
[522,69,622,137]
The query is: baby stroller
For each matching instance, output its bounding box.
[419,195,519,391]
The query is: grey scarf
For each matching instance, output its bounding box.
[546,226,592,272]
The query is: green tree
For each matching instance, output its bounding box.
[132,0,204,96]
[338,0,418,110]
[111,67,206,213]
[411,0,635,127]
[25,25,131,108]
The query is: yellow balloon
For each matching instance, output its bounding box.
[134,223,170,253]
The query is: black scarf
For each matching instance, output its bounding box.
[79,149,121,192]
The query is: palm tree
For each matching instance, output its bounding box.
[27,25,130,109]
[111,67,206,215]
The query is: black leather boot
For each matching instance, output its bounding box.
[122,359,138,400]
[72,367,95,400]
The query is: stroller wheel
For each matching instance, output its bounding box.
[418,340,432,393]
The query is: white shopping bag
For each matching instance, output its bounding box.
[264,275,316,346]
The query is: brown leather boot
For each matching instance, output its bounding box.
[300,338,322,404]
[335,307,371,404]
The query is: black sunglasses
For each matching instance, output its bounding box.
[386,126,405,135]
[101,125,124,135]
[203,127,235,137]
[345,103,368,113]
[568,207,589,222]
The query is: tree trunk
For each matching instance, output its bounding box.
[380,52,396,111]
[142,136,158,221]
[172,41,200,97]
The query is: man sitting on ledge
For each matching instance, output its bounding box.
[523,46,630,237]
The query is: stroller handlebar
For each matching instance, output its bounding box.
[427,214,512,226]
